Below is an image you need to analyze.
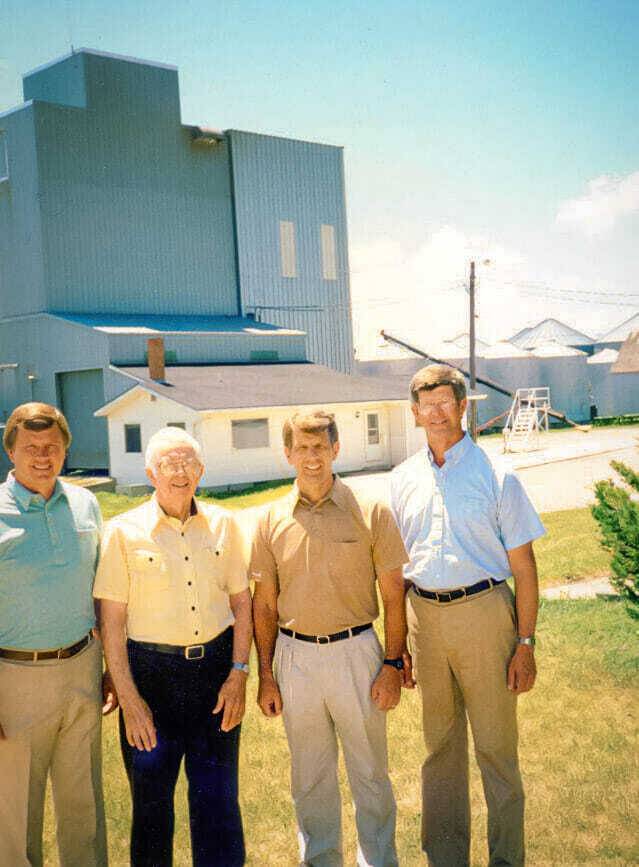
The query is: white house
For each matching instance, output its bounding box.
[95,363,423,489]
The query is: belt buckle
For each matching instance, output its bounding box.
[436,591,451,603]
[316,635,330,645]
[185,644,205,660]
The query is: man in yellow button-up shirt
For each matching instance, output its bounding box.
[95,428,251,867]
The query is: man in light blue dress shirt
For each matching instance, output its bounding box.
[0,403,113,867]
[390,365,545,867]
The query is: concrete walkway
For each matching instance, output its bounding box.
[541,576,617,599]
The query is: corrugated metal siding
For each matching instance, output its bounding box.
[0,105,47,317]
[33,53,238,316]
[23,53,87,109]
[228,130,354,373]
[107,331,306,365]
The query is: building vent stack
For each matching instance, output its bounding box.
[147,338,166,382]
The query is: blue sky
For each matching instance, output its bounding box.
[2,0,638,354]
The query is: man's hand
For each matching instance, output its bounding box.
[120,693,157,751]
[102,669,118,716]
[213,669,247,732]
[371,664,402,711]
[507,645,537,694]
[257,672,283,717]
[402,650,416,688]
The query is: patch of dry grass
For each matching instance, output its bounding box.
[42,599,638,865]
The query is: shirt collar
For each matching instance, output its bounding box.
[149,492,203,530]
[287,475,350,515]
[6,471,66,509]
[426,432,472,469]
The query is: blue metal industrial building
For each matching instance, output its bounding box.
[0,49,353,469]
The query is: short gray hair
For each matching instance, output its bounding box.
[144,427,203,470]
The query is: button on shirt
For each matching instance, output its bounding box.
[250,476,408,635]
[93,495,248,645]
[390,434,545,591]
[0,474,101,650]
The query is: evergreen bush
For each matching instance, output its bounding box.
[592,460,639,614]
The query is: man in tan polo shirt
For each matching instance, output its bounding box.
[95,427,251,866]
[251,410,410,867]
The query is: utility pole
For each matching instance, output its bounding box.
[468,260,477,440]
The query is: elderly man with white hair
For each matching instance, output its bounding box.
[94,427,251,867]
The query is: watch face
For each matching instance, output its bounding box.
[384,658,404,670]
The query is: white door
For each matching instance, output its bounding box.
[364,412,385,464]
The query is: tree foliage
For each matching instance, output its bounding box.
[592,461,639,613]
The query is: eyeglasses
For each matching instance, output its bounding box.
[156,457,202,477]
[417,399,458,416]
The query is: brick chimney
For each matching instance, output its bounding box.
[147,338,166,382]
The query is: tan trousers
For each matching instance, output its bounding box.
[407,582,524,867]
[274,628,398,867]
[0,637,107,867]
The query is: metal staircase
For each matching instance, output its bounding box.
[503,388,550,452]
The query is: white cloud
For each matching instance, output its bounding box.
[350,226,529,359]
[555,171,639,237]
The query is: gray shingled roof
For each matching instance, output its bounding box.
[611,331,639,374]
[114,363,409,411]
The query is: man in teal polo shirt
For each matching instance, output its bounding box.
[0,402,113,867]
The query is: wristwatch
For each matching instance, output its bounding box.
[231,661,250,674]
[517,636,536,647]
[383,657,405,670]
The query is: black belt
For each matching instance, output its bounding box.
[0,632,92,662]
[128,627,231,661]
[411,578,503,604]
[279,623,372,644]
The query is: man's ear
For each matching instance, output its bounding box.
[410,403,421,427]
[332,439,340,460]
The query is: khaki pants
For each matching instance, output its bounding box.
[0,637,106,867]
[275,628,397,867]
[407,582,524,867]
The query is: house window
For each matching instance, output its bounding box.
[279,220,296,278]
[124,424,142,453]
[167,422,186,429]
[231,418,269,449]
[320,224,337,280]
[367,413,380,445]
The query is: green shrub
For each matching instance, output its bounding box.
[592,460,639,613]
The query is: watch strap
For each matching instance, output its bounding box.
[383,657,404,670]
[231,661,250,674]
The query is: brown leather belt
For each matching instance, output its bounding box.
[0,633,92,662]
[411,578,503,603]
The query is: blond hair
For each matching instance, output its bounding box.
[409,364,467,404]
[3,403,72,452]
[282,410,339,449]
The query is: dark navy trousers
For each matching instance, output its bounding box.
[120,627,245,867]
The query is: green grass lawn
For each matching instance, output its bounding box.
[96,488,611,589]
[42,598,639,865]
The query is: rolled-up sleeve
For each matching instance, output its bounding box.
[498,472,546,550]
[93,521,130,603]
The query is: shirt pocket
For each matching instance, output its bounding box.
[197,543,226,591]
[128,548,171,594]
[327,538,372,580]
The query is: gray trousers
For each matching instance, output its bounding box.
[275,628,398,867]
